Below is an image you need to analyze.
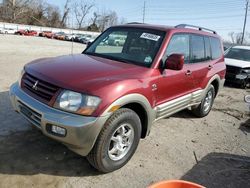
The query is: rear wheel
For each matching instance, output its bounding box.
[87,108,141,173]
[192,85,215,117]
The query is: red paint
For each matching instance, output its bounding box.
[23,24,226,117]
[15,30,37,36]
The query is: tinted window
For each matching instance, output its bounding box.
[85,28,165,68]
[164,34,190,63]
[225,48,250,62]
[190,35,205,63]
[210,37,222,59]
[204,37,211,60]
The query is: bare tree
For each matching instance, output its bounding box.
[0,0,62,28]
[228,32,235,44]
[235,33,243,44]
[3,0,35,22]
[61,0,70,27]
[228,32,250,44]
[97,10,118,32]
[73,0,94,29]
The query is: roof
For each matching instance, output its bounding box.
[232,45,250,50]
[113,23,220,37]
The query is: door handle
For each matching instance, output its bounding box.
[185,70,192,76]
[208,65,213,70]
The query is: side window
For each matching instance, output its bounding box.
[204,37,211,60]
[190,35,205,63]
[164,34,190,63]
[210,37,222,59]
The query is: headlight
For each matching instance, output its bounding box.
[18,69,25,86]
[54,90,101,116]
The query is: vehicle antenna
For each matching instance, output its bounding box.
[71,12,74,55]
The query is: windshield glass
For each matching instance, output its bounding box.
[225,48,250,62]
[84,27,165,67]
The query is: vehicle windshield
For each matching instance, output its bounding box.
[84,27,165,67]
[225,48,250,62]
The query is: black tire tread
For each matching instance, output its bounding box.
[192,85,215,118]
[87,108,140,173]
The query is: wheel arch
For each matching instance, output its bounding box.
[101,93,156,138]
[204,74,222,98]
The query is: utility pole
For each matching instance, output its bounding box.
[241,0,249,44]
[143,1,146,23]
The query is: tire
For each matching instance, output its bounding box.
[240,79,248,89]
[192,85,215,117]
[87,108,141,173]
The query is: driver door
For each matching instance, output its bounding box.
[155,34,196,113]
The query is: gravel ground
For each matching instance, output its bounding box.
[0,35,250,188]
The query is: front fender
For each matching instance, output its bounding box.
[101,93,156,136]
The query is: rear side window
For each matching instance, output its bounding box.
[210,37,222,59]
[164,34,190,63]
[190,35,205,63]
[204,37,211,60]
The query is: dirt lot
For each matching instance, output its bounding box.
[0,35,250,188]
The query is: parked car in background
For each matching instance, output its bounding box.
[0,28,16,34]
[53,32,66,40]
[76,34,92,43]
[39,31,52,37]
[65,34,76,41]
[225,45,250,88]
[80,36,96,44]
[73,34,84,42]
[15,29,37,36]
[45,32,54,38]
[10,23,225,173]
[107,35,127,46]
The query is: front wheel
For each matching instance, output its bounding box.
[87,108,141,173]
[192,85,215,117]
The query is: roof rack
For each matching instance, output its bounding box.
[175,24,217,34]
[127,22,144,24]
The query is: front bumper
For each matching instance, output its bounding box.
[226,72,249,85]
[9,82,108,156]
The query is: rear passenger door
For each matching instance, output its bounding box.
[188,35,213,90]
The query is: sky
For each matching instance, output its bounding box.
[50,0,249,41]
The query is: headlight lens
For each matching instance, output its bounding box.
[18,69,25,86]
[54,90,101,115]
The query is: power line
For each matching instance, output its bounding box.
[147,14,244,21]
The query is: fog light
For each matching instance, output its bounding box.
[51,125,66,136]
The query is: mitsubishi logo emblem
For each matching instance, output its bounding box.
[32,80,39,90]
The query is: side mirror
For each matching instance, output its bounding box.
[165,54,184,70]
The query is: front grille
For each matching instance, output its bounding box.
[22,73,59,103]
[18,101,42,127]
[226,65,242,74]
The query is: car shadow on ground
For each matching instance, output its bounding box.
[239,119,250,134]
[170,109,195,118]
[181,152,250,188]
[0,90,100,177]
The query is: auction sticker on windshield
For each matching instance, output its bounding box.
[140,33,161,41]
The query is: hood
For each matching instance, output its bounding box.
[25,54,149,94]
[225,58,250,68]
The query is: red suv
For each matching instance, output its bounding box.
[10,23,226,172]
